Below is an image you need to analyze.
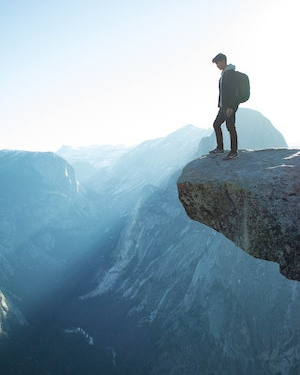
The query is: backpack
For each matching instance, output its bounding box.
[235,71,250,103]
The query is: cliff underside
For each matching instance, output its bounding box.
[177,149,300,281]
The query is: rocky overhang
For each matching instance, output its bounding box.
[177,149,300,281]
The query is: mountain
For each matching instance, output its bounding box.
[0,151,113,326]
[87,125,208,193]
[57,125,209,190]
[0,112,299,375]
[60,125,209,216]
[57,144,130,182]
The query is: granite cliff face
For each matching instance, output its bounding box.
[0,150,107,332]
[177,148,300,281]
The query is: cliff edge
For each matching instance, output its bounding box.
[177,149,300,281]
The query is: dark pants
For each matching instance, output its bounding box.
[213,107,238,152]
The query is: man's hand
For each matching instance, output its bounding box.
[226,108,233,117]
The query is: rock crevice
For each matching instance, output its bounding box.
[177,149,300,280]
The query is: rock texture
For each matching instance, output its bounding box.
[177,149,300,281]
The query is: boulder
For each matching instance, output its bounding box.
[177,149,300,280]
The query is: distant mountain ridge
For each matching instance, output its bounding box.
[58,124,209,186]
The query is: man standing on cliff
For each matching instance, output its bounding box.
[210,53,238,160]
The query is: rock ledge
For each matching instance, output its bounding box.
[177,149,300,281]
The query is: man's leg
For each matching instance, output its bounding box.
[213,109,226,150]
[225,111,237,153]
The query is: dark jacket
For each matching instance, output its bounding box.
[218,64,238,109]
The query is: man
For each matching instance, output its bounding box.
[210,53,238,160]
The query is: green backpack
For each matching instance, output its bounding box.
[235,71,250,103]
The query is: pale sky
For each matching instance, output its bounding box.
[1,0,299,151]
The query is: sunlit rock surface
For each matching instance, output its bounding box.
[0,290,27,335]
[177,149,300,280]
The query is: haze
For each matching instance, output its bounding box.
[1,0,299,151]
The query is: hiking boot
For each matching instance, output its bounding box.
[209,148,224,154]
[223,151,238,160]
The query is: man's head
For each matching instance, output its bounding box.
[212,53,227,71]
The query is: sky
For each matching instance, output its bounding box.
[1,0,299,151]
